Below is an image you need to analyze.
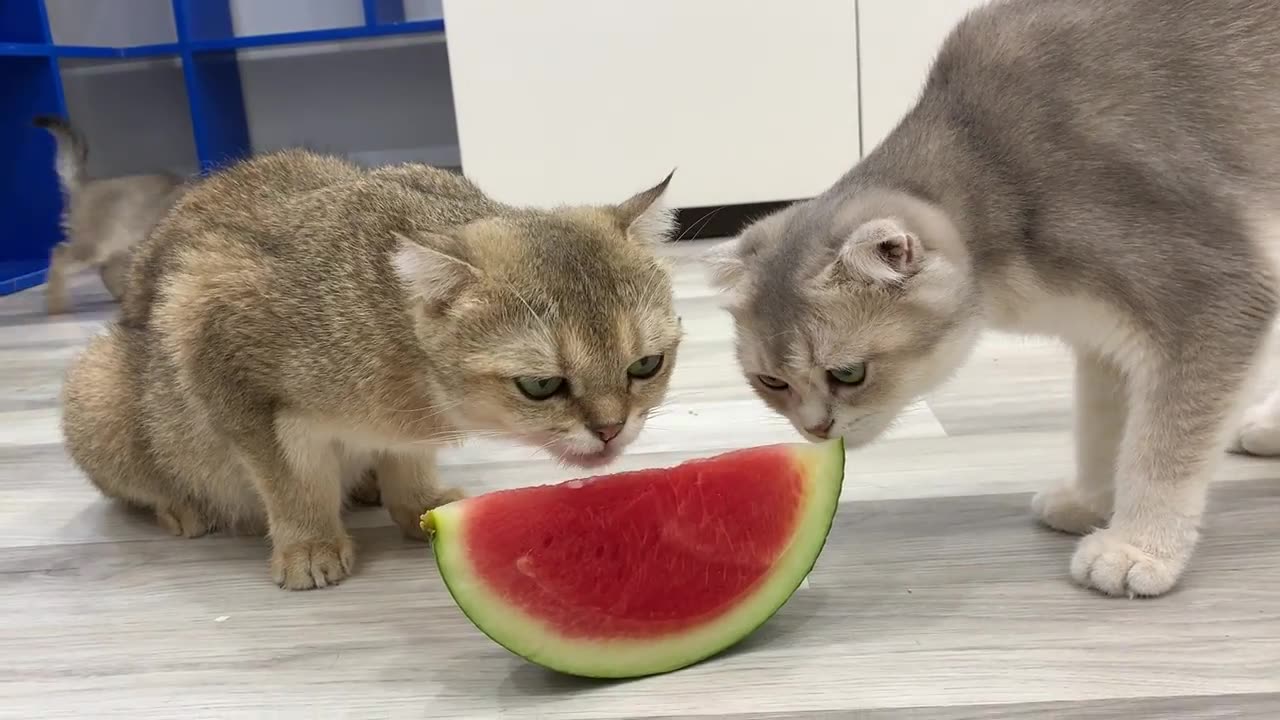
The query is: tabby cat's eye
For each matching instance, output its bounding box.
[515,376,566,400]
[757,375,789,390]
[627,354,665,379]
[827,363,867,386]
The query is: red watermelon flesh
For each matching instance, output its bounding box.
[424,439,845,679]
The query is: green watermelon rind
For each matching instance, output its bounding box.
[426,438,846,679]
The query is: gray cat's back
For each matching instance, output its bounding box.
[846,0,1280,336]
[920,0,1280,194]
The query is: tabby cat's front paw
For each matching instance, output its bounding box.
[1031,483,1109,535]
[389,487,465,541]
[1069,528,1193,597]
[271,535,355,590]
[155,501,212,538]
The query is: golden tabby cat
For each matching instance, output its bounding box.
[62,150,680,590]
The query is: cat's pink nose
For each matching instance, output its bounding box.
[806,420,834,439]
[592,423,624,443]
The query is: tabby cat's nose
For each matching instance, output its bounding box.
[592,423,624,443]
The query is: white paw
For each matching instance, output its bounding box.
[1069,528,1193,597]
[1031,483,1109,535]
[1233,417,1280,456]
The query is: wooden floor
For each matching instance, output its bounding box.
[2,242,1279,719]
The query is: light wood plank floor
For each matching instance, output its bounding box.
[2,242,1278,719]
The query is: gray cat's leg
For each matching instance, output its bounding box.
[1032,349,1124,534]
[1070,356,1243,597]
[1230,321,1280,455]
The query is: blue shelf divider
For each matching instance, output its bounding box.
[173,0,251,172]
[0,0,445,295]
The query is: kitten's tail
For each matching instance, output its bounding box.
[32,115,88,197]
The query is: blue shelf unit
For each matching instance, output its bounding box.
[0,0,445,295]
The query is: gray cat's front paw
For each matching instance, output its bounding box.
[1031,483,1109,535]
[1232,418,1280,456]
[1069,528,1193,597]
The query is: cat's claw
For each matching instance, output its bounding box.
[272,535,355,590]
[389,487,465,541]
[1069,528,1191,597]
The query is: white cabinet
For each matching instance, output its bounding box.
[857,0,989,154]
[443,0,859,208]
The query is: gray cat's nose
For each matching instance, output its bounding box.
[592,423,624,443]
[806,419,834,439]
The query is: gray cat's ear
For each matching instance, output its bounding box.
[833,219,922,285]
[616,170,676,242]
[392,232,478,307]
[701,238,748,292]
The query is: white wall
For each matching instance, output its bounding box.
[49,0,983,205]
[857,0,988,154]
[443,0,860,209]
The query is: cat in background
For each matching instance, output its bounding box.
[34,116,185,314]
[704,0,1280,597]
[62,149,680,590]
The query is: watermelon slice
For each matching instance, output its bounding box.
[423,438,845,678]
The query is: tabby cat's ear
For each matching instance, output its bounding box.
[392,232,478,308]
[831,218,922,286]
[701,238,748,292]
[616,170,676,242]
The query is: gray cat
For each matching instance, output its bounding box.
[35,116,185,314]
[704,0,1280,597]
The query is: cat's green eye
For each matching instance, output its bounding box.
[627,354,665,379]
[827,363,867,386]
[515,376,566,400]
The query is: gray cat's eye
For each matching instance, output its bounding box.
[827,363,867,386]
[515,376,565,400]
[627,354,665,379]
[757,375,789,390]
